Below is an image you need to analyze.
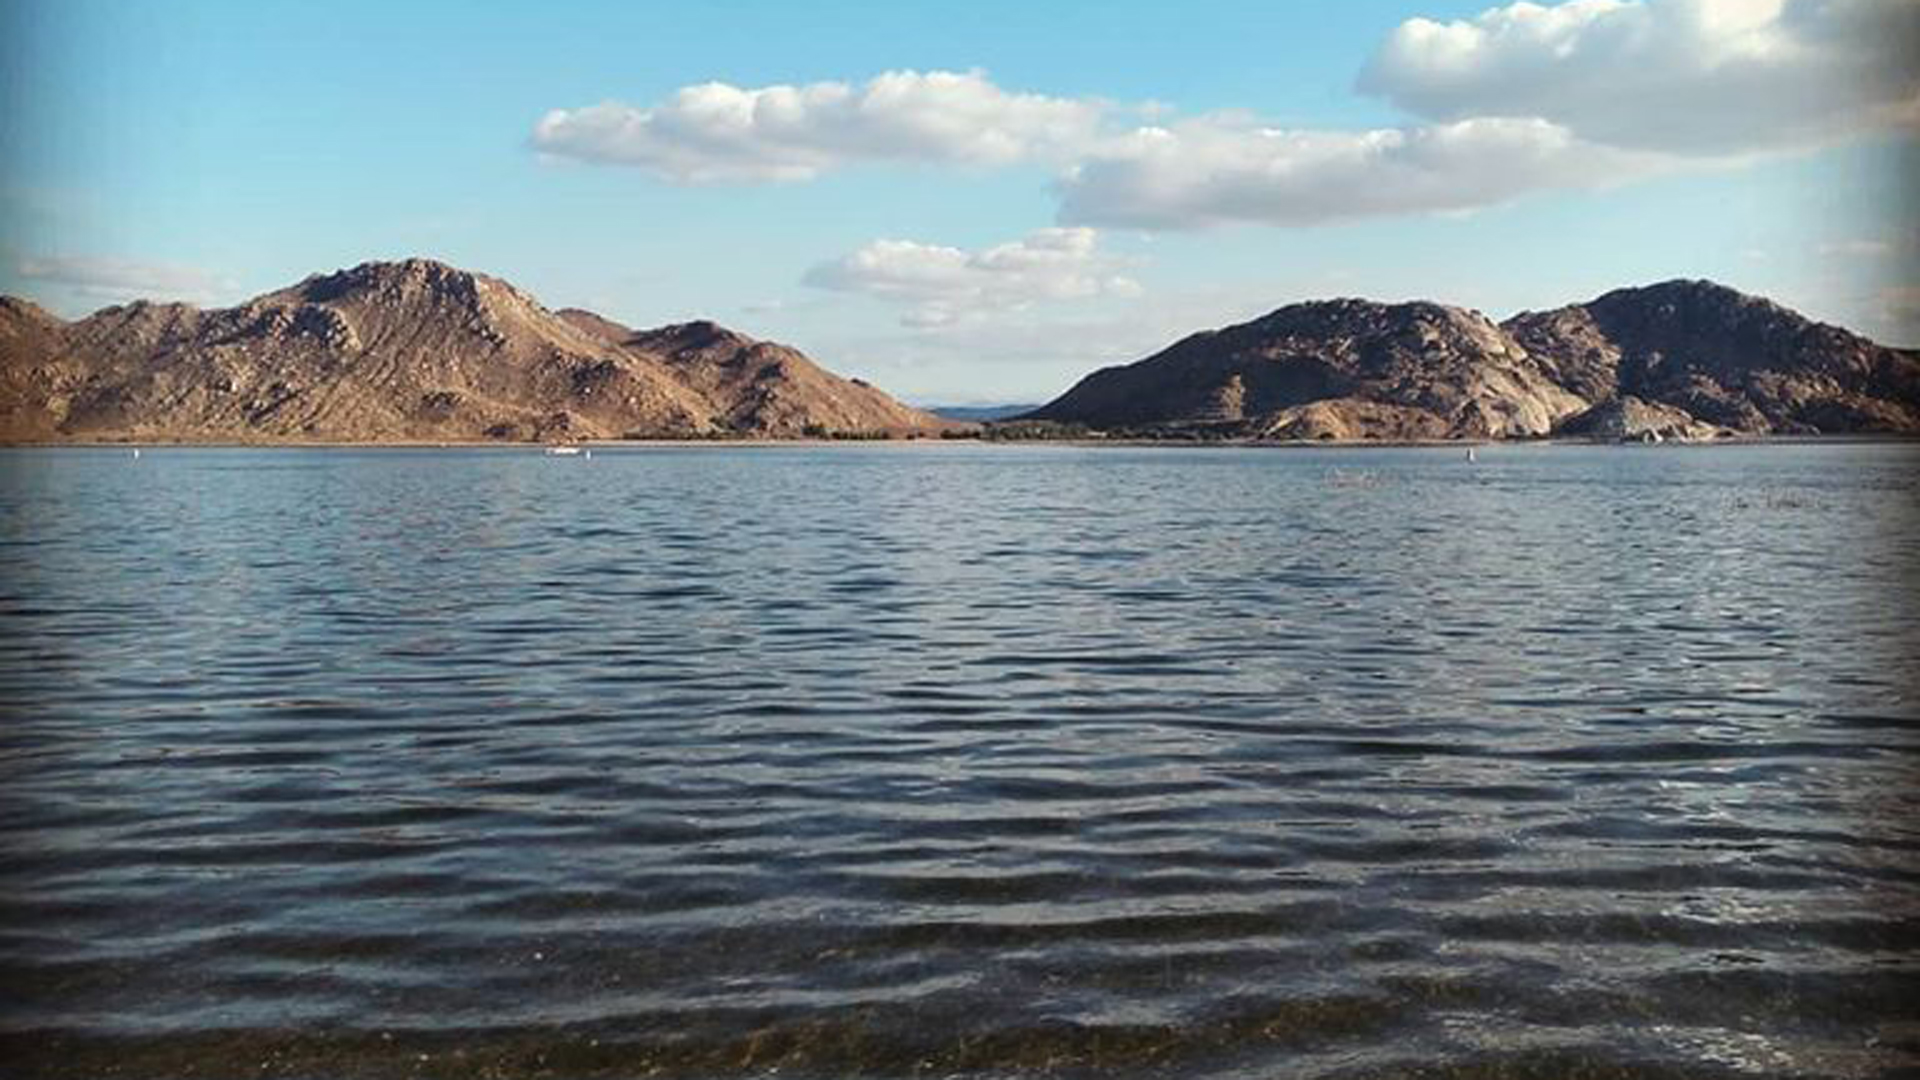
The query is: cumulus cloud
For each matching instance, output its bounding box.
[532,69,1104,182]
[802,227,1140,327]
[1057,115,1665,229]
[1358,0,1920,154]
[533,4,1915,229]
[16,254,227,303]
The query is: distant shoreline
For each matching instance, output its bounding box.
[5,434,1916,451]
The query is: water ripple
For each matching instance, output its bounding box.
[1,443,1917,1078]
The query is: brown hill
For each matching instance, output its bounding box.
[1024,298,1586,439]
[1024,282,1920,439]
[1551,396,1731,443]
[558,312,942,437]
[0,258,956,443]
[1504,279,1920,435]
[0,297,83,441]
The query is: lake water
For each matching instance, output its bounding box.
[1,443,1917,1079]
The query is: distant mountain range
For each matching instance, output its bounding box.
[1024,280,1920,440]
[4,268,1914,444]
[923,403,1043,422]
[0,258,956,443]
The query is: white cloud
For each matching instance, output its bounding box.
[802,227,1141,327]
[1056,116,1667,229]
[532,7,1914,231]
[531,69,1104,182]
[15,254,227,303]
[1358,0,1920,154]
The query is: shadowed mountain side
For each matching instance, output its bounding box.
[1503,280,1920,435]
[1023,281,1920,439]
[1024,299,1586,439]
[0,259,959,443]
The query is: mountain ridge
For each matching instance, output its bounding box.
[1024,279,1920,440]
[0,258,958,443]
[8,269,1915,444]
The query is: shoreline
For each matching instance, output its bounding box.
[3,433,1917,451]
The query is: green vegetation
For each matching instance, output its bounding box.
[979,420,1096,441]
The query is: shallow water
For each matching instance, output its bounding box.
[1,443,1917,1078]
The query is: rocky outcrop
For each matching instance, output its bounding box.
[0,259,957,443]
[0,297,88,440]
[1023,281,1919,439]
[566,315,944,437]
[1256,399,1454,441]
[1504,280,1920,435]
[1550,396,1730,442]
[1024,298,1587,438]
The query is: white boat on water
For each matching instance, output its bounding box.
[545,445,583,456]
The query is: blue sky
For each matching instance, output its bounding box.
[3,0,1914,404]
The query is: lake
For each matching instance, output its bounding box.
[1,443,1916,1078]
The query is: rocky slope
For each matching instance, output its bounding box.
[0,258,955,443]
[0,297,84,441]
[1023,281,1920,440]
[1504,280,1920,435]
[1024,299,1587,439]
[1550,396,1731,443]
[558,312,941,436]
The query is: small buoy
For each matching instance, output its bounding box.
[1465,446,1476,463]
[131,448,140,460]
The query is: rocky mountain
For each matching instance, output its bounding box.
[556,312,941,436]
[1023,281,1920,440]
[1024,298,1587,439]
[0,297,82,441]
[1550,396,1731,443]
[0,258,956,443]
[1504,280,1920,435]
